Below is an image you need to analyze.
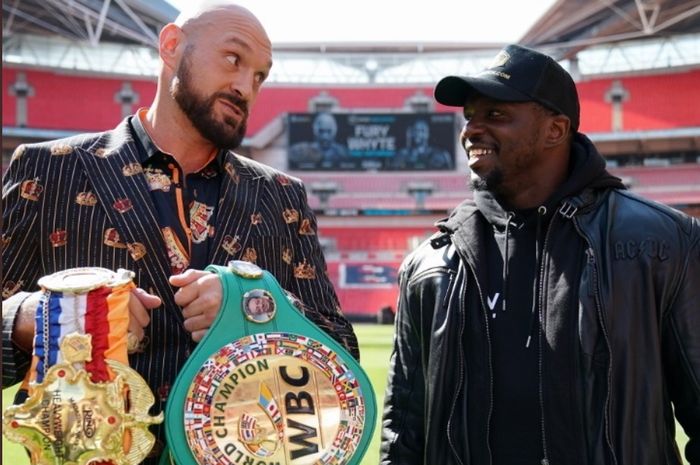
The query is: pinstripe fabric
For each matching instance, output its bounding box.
[2,291,32,387]
[2,117,359,459]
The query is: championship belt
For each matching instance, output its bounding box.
[2,267,163,465]
[163,261,376,465]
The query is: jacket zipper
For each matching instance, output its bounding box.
[537,207,554,465]
[446,269,467,465]
[572,217,618,465]
[459,248,493,465]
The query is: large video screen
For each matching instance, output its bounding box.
[287,112,456,171]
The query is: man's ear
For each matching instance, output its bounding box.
[159,23,185,71]
[544,114,571,148]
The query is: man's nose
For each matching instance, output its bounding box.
[229,69,256,101]
[462,118,485,139]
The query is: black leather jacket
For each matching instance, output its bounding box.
[381,186,700,465]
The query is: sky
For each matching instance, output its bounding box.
[165,0,557,44]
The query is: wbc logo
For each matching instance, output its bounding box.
[238,383,285,457]
[183,333,366,465]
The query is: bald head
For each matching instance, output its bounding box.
[153,0,273,151]
[174,1,269,41]
[175,1,254,24]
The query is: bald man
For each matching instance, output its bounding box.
[290,112,351,169]
[2,2,358,460]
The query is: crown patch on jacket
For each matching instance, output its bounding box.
[50,144,73,156]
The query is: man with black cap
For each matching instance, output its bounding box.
[380,44,700,465]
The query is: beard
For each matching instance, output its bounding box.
[469,168,503,193]
[171,49,249,150]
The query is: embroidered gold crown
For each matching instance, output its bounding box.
[282,208,299,224]
[20,179,44,201]
[294,260,316,280]
[222,235,242,255]
[122,163,143,176]
[76,191,98,206]
[50,144,73,156]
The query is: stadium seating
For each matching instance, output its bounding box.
[4,67,700,134]
[3,65,698,319]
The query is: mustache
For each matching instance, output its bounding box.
[214,92,249,118]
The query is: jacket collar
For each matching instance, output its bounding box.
[70,118,269,319]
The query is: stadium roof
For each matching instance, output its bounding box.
[4,0,699,52]
[521,0,700,57]
[264,0,700,81]
[2,0,178,47]
[2,0,699,82]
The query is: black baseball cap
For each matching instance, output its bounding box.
[434,44,580,131]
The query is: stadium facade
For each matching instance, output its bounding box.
[3,0,699,319]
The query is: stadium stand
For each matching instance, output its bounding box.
[3,0,699,319]
[3,67,699,136]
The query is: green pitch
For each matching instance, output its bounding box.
[2,323,690,464]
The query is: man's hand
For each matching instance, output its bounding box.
[170,270,223,342]
[10,292,42,353]
[128,287,162,344]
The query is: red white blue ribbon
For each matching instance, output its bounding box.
[33,287,114,383]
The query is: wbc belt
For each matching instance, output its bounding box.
[2,267,163,465]
[164,261,376,465]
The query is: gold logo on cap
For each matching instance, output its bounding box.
[488,50,511,69]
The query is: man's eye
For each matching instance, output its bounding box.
[226,55,239,66]
[254,72,267,85]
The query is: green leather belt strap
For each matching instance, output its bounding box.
[163,261,376,465]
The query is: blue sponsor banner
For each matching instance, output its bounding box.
[340,263,398,288]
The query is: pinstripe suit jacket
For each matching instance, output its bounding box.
[2,117,358,454]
